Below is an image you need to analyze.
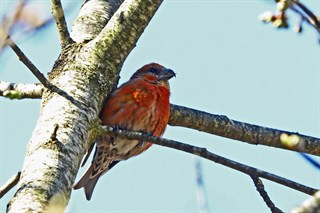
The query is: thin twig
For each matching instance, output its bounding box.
[0,171,21,199]
[6,36,51,88]
[251,176,283,213]
[92,125,318,195]
[289,5,316,31]
[50,0,72,48]
[5,38,82,107]
[50,124,59,141]
[299,153,320,170]
[292,0,320,30]
[0,0,27,50]
[289,4,320,34]
[194,159,209,213]
[1,1,77,53]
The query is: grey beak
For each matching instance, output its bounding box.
[158,68,176,81]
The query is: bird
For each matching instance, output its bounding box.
[73,63,175,200]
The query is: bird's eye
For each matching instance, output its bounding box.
[149,67,160,75]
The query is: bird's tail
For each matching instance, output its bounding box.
[74,138,120,200]
[73,165,101,201]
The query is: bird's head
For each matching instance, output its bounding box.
[130,63,176,88]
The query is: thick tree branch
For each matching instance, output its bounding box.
[0,172,21,199]
[71,0,125,42]
[251,176,283,213]
[7,0,164,212]
[169,105,320,156]
[50,0,73,48]
[90,125,318,196]
[0,81,43,99]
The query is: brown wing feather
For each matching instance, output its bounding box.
[73,137,119,200]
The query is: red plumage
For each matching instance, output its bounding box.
[73,63,175,200]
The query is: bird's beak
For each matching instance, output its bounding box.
[158,68,176,81]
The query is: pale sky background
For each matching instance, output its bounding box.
[0,0,319,212]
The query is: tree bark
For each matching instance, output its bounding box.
[7,0,163,212]
[169,105,320,155]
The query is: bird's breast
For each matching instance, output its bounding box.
[132,89,147,103]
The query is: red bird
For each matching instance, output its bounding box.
[73,63,175,200]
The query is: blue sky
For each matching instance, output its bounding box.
[1,0,319,212]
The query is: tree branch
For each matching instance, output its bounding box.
[0,81,43,99]
[0,172,21,199]
[259,0,320,41]
[71,0,125,42]
[6,36,52,88]
[1,1,78,53]
[194,159,210,213]
[90,125,318,196]
[6,37,84,107]
[292,0,320,31]
[251,176,283,213]
[0,0,27,51]
[299,153,320,170]
[291,191,320,213]
[50,0,73,48]
[169,104,320,156]
[2,84,318,157]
